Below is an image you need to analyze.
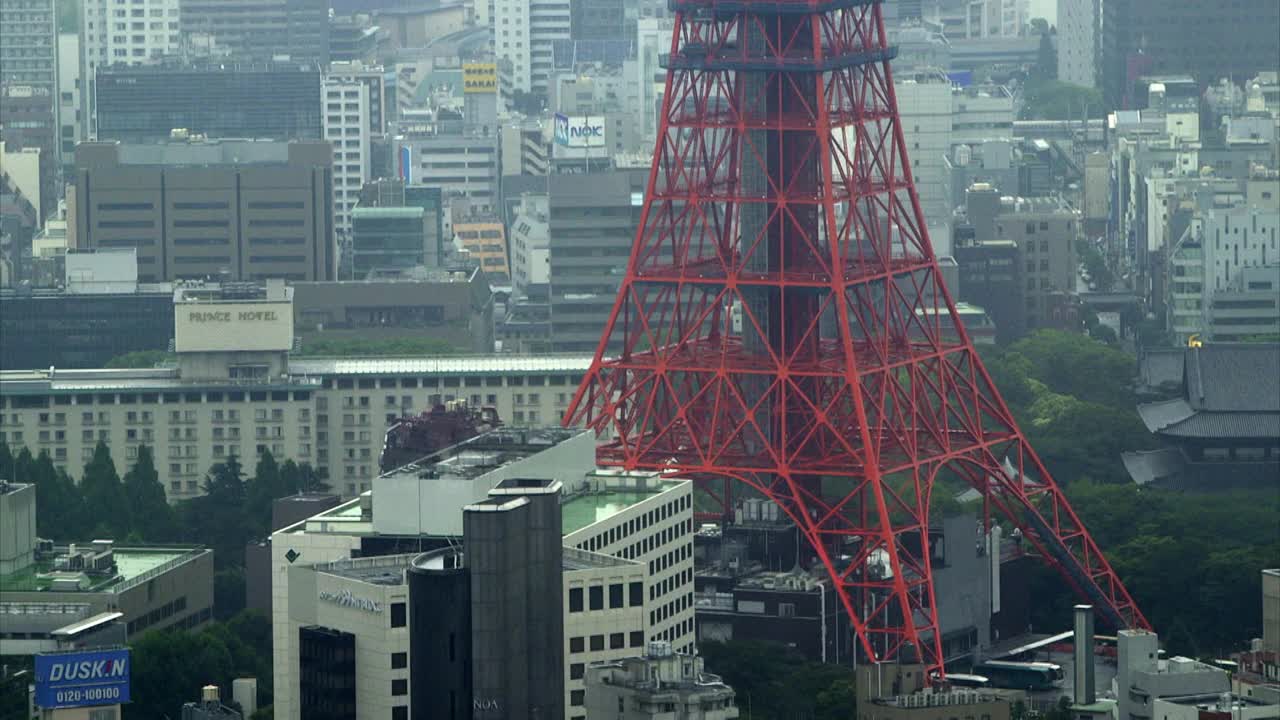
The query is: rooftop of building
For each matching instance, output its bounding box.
[97,60,322,75]
[0,544,209,595]
[1137,343,1280,439]
[352,206,425,218]
[1160,692,1277,709]
[0,366,318,394]
[562,488,661,536]
[287,354,591,377]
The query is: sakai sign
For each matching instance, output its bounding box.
[35,649,131,710]
[463,63,498,94]
[553,114,606,148]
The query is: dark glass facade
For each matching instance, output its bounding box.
[95,64,322,144]
[408,552,472,720]
[0,291,174,369]
[465,479,564,720]
[299,626,357,720]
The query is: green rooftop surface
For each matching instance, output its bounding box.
[0,549,190,593]
[561,491,659,535]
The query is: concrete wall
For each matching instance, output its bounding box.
[0,484,36,575]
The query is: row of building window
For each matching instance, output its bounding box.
[322,374,583,391]
[568,630,645,655]
[0,390,312,409]
[568,581,644,612]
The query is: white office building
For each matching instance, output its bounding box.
[78,0,182,138]
[1056,0,1100,89]
[323,76,372,240]
[270,430,695,720]
[491,0,570,96]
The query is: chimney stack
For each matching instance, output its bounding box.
[1074,605,1096,705]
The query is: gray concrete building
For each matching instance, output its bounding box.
[1115,630,1229,720]
[0,536,214,655]
[72,139,336,282]
[585,644,738,720]
[548,169,646,353]
[293,271,495,353]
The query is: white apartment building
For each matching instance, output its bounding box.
[635,17,675,151]
[509,192,550,297]
[1056,0,1099,89]
[78,0,182,138]
[893,70,954,229]
[491,0,570,96]
[323,76,372,240]
[1168,203,1280,342]
[269,436,694,720]
[57,32,81,172]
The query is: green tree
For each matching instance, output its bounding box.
[29,450,83,539]
[80,442,131,538]
[246,450,283,536]
[127,627,235,719]
[123,445,178,541]
[281,459,330,494]
[0,441,13,480]
[181,455,252,570]
[1031,31,1056,82]
[126,610,274,719]
[104,350,174,368]
[1004,330,1136,407]
[214,566,247,621]
[1020,80,1105,121]
[297,336,457,357]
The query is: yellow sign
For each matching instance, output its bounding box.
[463,63,497,94]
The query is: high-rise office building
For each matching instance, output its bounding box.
[72,139,336,282]
[1,0,60,220]
[323,75,371,238]
[571,0,626,41]
[94,62,323,143]
[78,0,182,138]
[1056,0,1100,89]
[180,0,329,64]
[1102,0,1280,110]
[492,0,570,97]
[547,169,646,353]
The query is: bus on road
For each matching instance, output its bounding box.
[972,660,1064,691]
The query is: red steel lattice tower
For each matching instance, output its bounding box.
[565,0,1149,676]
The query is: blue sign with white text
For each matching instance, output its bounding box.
[35,648,131,709]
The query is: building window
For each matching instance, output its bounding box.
[569,636,584,653]
[392,652,407,669]
[609,583,624,608]
[629,581,644,606]
[393,707,408,720]
[589,586,603,611]
[609,632,625,649]
[630,630,644,647]
[569,588,583,612]
[391,679,407,696]
[589,635,604,652]
[390,603,406,628]
[571,690,585,706]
